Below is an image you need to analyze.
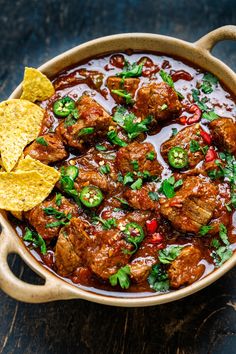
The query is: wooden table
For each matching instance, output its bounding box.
[0,1,236,353]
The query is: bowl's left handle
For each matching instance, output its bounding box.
[0,228,75,303]
[195,25,236,52]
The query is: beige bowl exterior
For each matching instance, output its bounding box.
[0,26,236,306]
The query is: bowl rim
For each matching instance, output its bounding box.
[1,28,236,306]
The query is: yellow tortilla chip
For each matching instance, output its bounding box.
[16,155,60,185]
[21,67,55,102]
[10,211,23,220]
[0,99,44,172]
[0,171,55,211]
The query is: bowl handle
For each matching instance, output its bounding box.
[194,25,236,52]
[0,225,76,303]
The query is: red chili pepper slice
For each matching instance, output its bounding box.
[171,70,193,82]
[146,219,158,234]
[186,104,202,124]
[149,232,164,244]
[179,116,187,125]
[200,129,212,145]
[205,147,217,162]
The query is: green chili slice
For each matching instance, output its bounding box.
[168,147,188,169]
[53,97,76,117]
[80,185,103,208]
[63,166,79,181]
[124,222,144,246]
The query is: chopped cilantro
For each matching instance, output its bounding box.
[35,136,48,146]
[190,140,200,153]
[55,193,62,207]
[23,227,47,255]
[93,216,117,230]
[95,144,107,151]
[202,111,219,121]
[171,128,178,137]
[111,89,134,104]
[219,223,230,246]
[123,172,134,185]
[160,69,174,88]
[211,223,232,267]
[200,73,218,94]
[146,151,155,161]
[158,245,184,264]
[78,127,95,136]
[131,178,143,190]
[199,225,213,236]
[99,164,111,175]
[117,60,144,79]
[64,109,79,127]
[131,160,139,171]
[114,196,130,208]
[148,191,159,201]
[161,103,168,111]
[107,130,128,147]
[109,265,131,289]
[159,176,183,198]
[148,264,169,292]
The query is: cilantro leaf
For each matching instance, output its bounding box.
[146,151,155,161]
[211,246,233,267]
[107,130,128,147]
[148,191,159,201]
[190,140,200,153]
[160,69,174,88]
[123,172,134,185]
[109,265,131,289]
[148,264,169,292]
[111,89,134,104]
[95,144,107,151]
[219,223,230,246]
[159,176,182,198]
[158,245,183,264]
[55,193,62,206]
[99,164,111,175]
[131,160,139,171]
[171,128,178,137]
[199,225,213,236]
[23,227,47,255]
[117,60,144,79]
[93,216,117,230]
[131,178,143,190]
[78,127,95,136]
[202,111,219,121]
[35,136,48,146]
[201,73,218,94]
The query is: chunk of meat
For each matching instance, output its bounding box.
[116,141,162,176]
[168,246,205,288]
[25,195,79,240]
[129,238,163,283]
[124,185,159,210]
[209,118,236,154]
[160,176,217,233]
[89,229,133,279]
[56,95,113,150]
[161,124,208,168]
[55,217,94,276]
[24,133,68,165]
[136,82,181,122]
[106,77,140,104]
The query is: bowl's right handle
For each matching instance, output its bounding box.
[195,25,236,52]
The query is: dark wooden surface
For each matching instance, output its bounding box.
[0,1,236,353]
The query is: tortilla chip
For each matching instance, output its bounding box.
[0,99,44,172]
[0,171,55,211]
[21,67,55,102]
[16,155,60,185]
[10,211,23,220]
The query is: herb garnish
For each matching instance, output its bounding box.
[148,191,159,201]
[43,207,72,228]
[113,106,152,139]
[190,140,200,153]
[159,69,183,99]
[78,127,95,136]
[200,73,218,94]
[131,160,139,171]
[117,60,144,79]
[35,136,48,146]
[109,265,131,289]
[99,164,111,175]
[130,178,143,190]
[55,193,62,206]
[211,223,233,267]
[171,128,178,137]
[95,144,107,151]
[60,167,80,205]
[199,225,213,236]
[202,111,219,121]
[23,227,47,255]
[158,245,183,264]
[92,216,117,230]
[107,130,128,147]
[148,264,169,292]
[159,176,183,198]
[64,108,79,127]
[111,89,134,104]
[146,151,155,161]
[123,172,134,185]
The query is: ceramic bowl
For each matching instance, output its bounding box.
[0,25,236,306]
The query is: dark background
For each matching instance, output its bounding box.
[0,0,236,353]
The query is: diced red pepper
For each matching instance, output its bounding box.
[171,70,193,82]
[205,146,217,162]
[146,219,158,234]
[200,129,212,145]
[149,232,164,244]
[179,116,187,125]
